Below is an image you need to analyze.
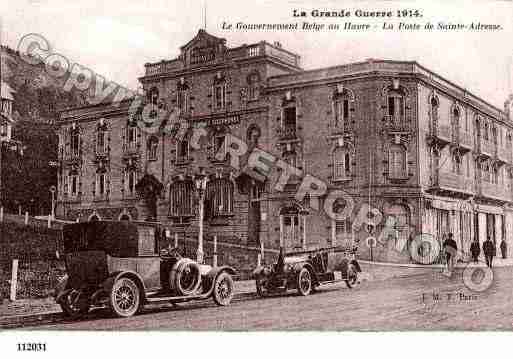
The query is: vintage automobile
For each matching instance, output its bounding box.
[53,221,236,318]
[253,245,361,297]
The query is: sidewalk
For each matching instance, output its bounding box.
[0,279,257,328]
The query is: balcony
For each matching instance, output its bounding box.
[427,123,451,147]
[277,126,298,141]
[431,170,474,196]
[383,115,409,133]
[496,146,512,164]
[122,141,140,158]
[453,130,473,151]
[479,138,495,157]
[480,181,511,201]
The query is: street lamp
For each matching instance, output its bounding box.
[194,170,208,264]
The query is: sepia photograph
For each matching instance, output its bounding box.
[1,0,513,356]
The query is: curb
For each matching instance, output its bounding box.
[359,259,513,269]
[0,285,257,329]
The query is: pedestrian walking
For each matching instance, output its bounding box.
[500,240,507,259]
[470,239,480,263]
[443,233,458,274]
[483,237,496,268]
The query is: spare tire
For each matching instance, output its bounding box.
[169,258,202,296]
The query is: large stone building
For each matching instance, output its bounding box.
[56,29,513,263]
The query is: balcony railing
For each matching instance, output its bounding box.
[435,171,474,194]
[430,123,452,143]
[480,181,511,201]
[383,115,409,132]
[497,146,512,163]
[458,131,473,149]
[277,126,297,140]
[479,139,495,157]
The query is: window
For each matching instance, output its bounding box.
[208,179,234,216]
[96,129,107,154]
[283,106,296,130]
[389,144,407,179]
[170,181,194,217]
[214,83,226,109]
[176,139,189,163]
[149,87,159,109]
[96,172,107,196]
[334,97,349,129]
[283,150,297,168]
[387,90,404,121]
[69,173,78,196]
[177,87,189,113]
[333,146,351,180]
[484,123,489,140]
[125,124,138,150]
[147,136,158,161]
[70,129,80,156]
[452,152,461,175]
[125,170,137,195]
[453,108,460,135]
[335,218,352,239]
[0,122,7,137]
[213,134,226,159]
[247,72,260,100]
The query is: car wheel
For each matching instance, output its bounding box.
[213,272,234,306]
[345,265,359,289]
[109,277,141,318]
[297,268,312,296]
[60,289,90,318]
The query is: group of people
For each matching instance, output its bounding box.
[442,233,507,273]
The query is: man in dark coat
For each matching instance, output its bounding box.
[500,240,507,259]
[443,233,458,273]
[470,239,480,263]
[483,237,496,268]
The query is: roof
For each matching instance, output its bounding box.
[1,81,15,101]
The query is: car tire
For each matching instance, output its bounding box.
[213,272,234,306]
[60,290,90,318]
[297,268,312,296]
[345,264,359,289]
[109,277,141,318]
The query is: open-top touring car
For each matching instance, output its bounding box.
[54,221,236,318]
[253,245,361,297]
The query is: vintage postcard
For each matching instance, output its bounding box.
[1,0,513,356]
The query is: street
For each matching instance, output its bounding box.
[13,266,513,330]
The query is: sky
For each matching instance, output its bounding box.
[1,0,512,109]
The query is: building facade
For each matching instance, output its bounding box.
[57,29,513,263]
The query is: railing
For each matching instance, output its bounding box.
[123,141,139,154]
[383,115,409,132]
[497,146,512,163]
[431,123,452,142]
[458,131,473,149]
[479,138,495,157]
[480,181,511,201]
[144,59,183,76]
[436,171,474,193]
[277,126,297,140]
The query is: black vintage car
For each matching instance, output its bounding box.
[253,246,361,297]
[54,221,236,318]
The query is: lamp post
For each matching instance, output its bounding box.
[194,171,208,264]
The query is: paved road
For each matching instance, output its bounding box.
[15,266,513,330]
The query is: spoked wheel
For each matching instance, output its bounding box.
[109,277,141,318]
[297,268,312,296]
[345,265,359,289]
[213,272,234,306]
[60,289,90,318]
[255,278,268,297]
